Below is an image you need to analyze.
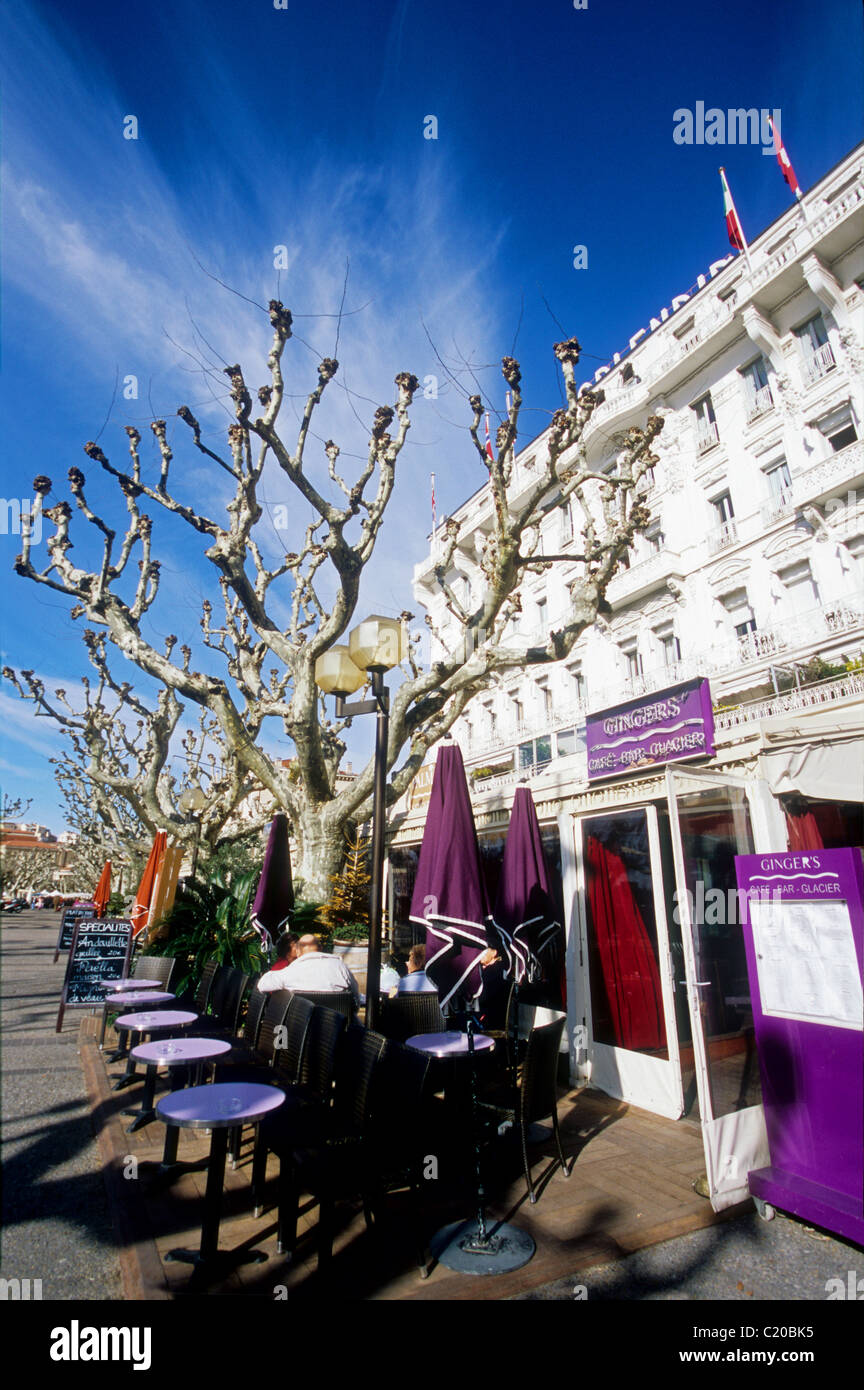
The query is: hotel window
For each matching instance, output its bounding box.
[567,662,585,704]
[511,695,524,728]
[620,640,643,679]
[536,679,553,721]
[560,500,575,543]
[740,356,773,418]
[536,596,548,632]
[825,415,858,453]
[713,490,735,524]
[692,394,719,450]
[645,522,665,553]
[655,626,681,667]
[765,458,792,495]
[795,313,835,380]
[721,588,756,639]
[777,561,820,617]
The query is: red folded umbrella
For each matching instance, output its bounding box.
[131,832,167,938]
[93,861,112,919]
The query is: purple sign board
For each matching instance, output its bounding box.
[734,847,864,1245]
[586,677,715,782]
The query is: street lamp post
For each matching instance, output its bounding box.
[314,615,406,1031]
[178,784,208,882]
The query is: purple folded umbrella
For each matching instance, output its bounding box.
[410,744,493,1007]
[251,813,294,952]
[493,786,563,985]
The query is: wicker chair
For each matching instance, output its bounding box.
[482,1014,572,1204]
[133,955,177,991]
[289,989,356,1020]
[378,991,446,1043]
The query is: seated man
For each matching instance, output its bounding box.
[278,933,361,1010]
[256,931,299,992]
[396,943,438,994]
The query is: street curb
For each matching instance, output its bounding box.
[78,1019,172,1302]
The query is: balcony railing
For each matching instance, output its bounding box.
[696,421,720,453]
[745,384,774,422]
[707,518,738,553]
[803,342,836,383]
[714,672,864,730]
[728,601,863,668]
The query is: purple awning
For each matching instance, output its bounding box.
[410,744,492,1006]
[493,786,563,985]
[251,813,294,950]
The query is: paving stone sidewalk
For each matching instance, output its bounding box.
[0,910,122,1300]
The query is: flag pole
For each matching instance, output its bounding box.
[719,166,752,273]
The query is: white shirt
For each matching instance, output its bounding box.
[278,951,361,1006]
[256,964,296,993]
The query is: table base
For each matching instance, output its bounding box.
[428,1218,535,1275]
[164,1246,270,1286]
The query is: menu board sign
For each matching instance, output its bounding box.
[56,917,133,1032]
[54,903,96,962]
[586,677,715,781]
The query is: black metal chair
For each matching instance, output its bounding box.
[482,1014,572,1203]
[187,967,250,1039]
[377,991,446,1043]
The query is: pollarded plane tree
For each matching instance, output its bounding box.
[13,300,662,899]
[3,632,275,882]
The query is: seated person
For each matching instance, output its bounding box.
[379,960,402,993]
[396,943,438,995]
[477,947,510,1031]
[256,931,299,992]
[278,933,361,1009]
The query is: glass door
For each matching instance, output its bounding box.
[666,767,770,1210]
[575,805,684,1119]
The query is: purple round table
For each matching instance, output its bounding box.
[156,1082,285,1283]
[110,1008,196,1091]
[124,1036,232,1135]
[100,989,175,1054]
[406,1031,496,1058]
[102,977,163,991]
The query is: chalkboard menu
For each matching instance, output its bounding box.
[56,917,133,1032]
[53,903,96,962]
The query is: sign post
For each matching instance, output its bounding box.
[734,847,864,1243]
[56,917,133,1033]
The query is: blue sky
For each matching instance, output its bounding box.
[1,0,862,832]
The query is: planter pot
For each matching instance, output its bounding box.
[332,939,370,992]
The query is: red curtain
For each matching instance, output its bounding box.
[785,807,825,852]
[585,835,666,1052]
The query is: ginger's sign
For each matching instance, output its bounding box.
[586,677,715,781]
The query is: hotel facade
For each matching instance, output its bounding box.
[389,143,864,1209]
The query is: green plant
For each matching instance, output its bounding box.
[319,829,370,943]
[143,867,268,995]
[106,891,126,916]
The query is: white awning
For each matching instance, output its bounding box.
[763,737,864,803]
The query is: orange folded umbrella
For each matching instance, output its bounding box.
[131,831,167,938]
[93,861,112,919]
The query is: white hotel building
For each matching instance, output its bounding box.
[390,143,864,1197]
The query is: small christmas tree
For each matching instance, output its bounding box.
[319,826,371,942]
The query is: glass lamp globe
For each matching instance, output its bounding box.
[348,615,408,672]
[314,645,366,696]
[178,784,207,814]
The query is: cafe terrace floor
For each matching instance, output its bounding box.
[79,1017,736,1301]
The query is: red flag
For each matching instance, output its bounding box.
[768,115,801,197]
[719,167,747,253]
[484,413,494,462]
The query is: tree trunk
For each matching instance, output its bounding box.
[296,814,345,904]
